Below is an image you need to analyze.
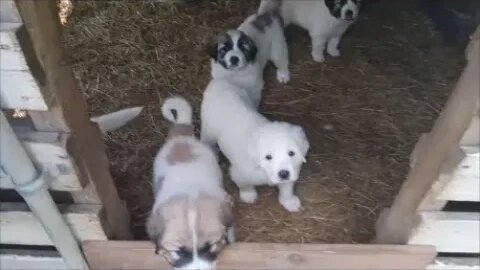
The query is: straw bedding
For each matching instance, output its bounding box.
[62,0,465,242]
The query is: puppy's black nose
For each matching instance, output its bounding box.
[278,170,290,180]
[230,56,239,66]
[345,10,354,19]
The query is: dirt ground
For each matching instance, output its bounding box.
[63,0,465,243]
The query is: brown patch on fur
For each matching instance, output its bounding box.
[168,124,194,138]
[150,197,190,250]
[146,207,166,252]
[252,10,284,32]
[252,12,273,32]
[149,195,232,252]
[167,142,195,165]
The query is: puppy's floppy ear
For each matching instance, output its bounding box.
[291,125,310,160]
[207,33,229,62]
[324,0,336,9]
[246,42,258,63]
[239,31,258,63]
[146,209,164,252]
[207,42,218,61]
[219,194,234,228]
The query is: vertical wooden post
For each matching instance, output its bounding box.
[15,0,132,240]
[375,28,480,244]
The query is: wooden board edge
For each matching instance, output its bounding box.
[408,211,480,254]
[0,249,68,270]
[0,202,108,246]
[428,257,480,270]
[83,241,436,270]
[0,130,85,191]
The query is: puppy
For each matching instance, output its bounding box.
[201,80,309,212]
[259,0,361,63]
[208,10,290,107]
[147,96,234,270]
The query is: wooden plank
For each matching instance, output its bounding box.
[0,131,83,191]
[438,147,479,202]
[19,131,85,189]
[83,241,436,270]
[1,23,28,70]
[376,26,480,244]
[0,23,48,111]
[428,257,480,270]
[0,0,22,23]
[0,249,68,270]
[0,69,47,111]
[418,148,466,211]
[409,211,480,254]
[16,0,131,239]
[0,203,107,246]
[460,115,480,146]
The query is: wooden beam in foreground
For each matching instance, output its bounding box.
[83,241,436,270]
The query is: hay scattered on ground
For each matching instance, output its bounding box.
[63,0,465,243]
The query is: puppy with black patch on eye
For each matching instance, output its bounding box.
[201,79,309,212]
[259,0,362,63]
[208,9,290,107]
[147,96,234,270]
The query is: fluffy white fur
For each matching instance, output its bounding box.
[148,96,233,270]
[259,0,360,63]
[210,12,290,107]
[201,80,309,212]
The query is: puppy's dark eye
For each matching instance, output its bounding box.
[265,154,272,160]
[288,151,295,157]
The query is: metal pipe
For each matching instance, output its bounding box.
[0,112,88,269]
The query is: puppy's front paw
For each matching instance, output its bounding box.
[280,195,302,212]
[276,69,290,84]
[239,189,258,204]
[311,50,325,63]
[327,47,340,57]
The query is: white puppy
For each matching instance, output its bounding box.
[259,0,361,63]
[201,80,309,212]
[208,10,290,107]
[147,97,234,270]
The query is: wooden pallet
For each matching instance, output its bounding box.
[0,1,131,266]
[376,26,480,269]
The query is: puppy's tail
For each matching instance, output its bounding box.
[258,0,281,14]
[161,96,192,125]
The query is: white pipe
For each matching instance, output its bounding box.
[0,112,89,270]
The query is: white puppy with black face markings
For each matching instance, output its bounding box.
[259,0,361,63]
[201,80,309,212]
[208,10,290,107]
[147,97,234,270]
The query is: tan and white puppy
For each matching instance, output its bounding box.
[147,97,234,270]
[259,0,361,63]
[201,80,309,212]
[208,10,290,107]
